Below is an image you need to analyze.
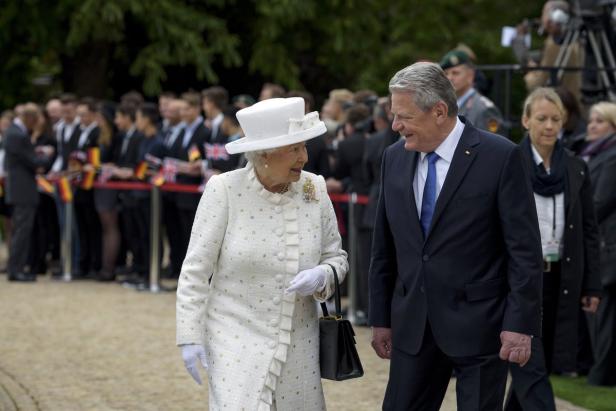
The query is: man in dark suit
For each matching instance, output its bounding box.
[112,104,145,281]
[73,98,102,278]
[4,103,51,281]
[369,62,543,410]
[174,92,209,267]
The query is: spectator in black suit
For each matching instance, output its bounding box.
[174,92,208,268]
[327,103,372,324]
[4,103,51,281]
[49,93,81,277]
[112,104,145,281]
[72,98,102,278]
[202,86,238,173]
[113,102,166,288]
[158,91,176,134]
[29,105,59,275]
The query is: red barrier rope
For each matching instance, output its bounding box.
[90,180,370,204]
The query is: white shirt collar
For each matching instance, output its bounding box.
[212,113,224,129]
[530,143,551,174]
[419,117,465,164]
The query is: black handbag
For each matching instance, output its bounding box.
[319,264,364,381]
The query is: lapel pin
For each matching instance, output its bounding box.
[464,150,471,156]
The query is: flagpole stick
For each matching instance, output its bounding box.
[62,199,73,281]
[149,184,161,293]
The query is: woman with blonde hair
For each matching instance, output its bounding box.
[581,101,616,387]
[506,88,601,410]
[176,97,349,410]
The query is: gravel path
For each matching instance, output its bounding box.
[0,276,586,410]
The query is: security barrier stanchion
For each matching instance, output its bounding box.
[347,192,358,324]
[62,201,73,281]
[149,185,161,293]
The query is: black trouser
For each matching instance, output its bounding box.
[588,284,616,386]
[8,204,36,276]
[28,194,59,274]
[75,190,102,274]
[383,323,507,411]
[505,265,560,411]
[162,194,182,277]
[121,197,148,277]
[177,206,197,267]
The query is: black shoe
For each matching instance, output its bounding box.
[8,272,36,282]
[96,271,116,282]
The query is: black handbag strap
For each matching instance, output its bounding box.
[320,264,341,318]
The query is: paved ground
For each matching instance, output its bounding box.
[0,275,587,411]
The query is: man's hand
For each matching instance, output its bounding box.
[499,331,532,367]
[371,327,392,360]
[581,296,600,313]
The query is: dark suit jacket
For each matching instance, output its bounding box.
[587,134,616,286]
[4,123,48,206]
[172,123,209,210]
[369,119,543,358]
[362,127,399,229]
[76,125,100,151]
[521,144,601,371]
[56,120,81,171]
[304,135,331,178]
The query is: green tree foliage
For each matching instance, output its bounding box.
[0,0,240,107]
[0,0,542,108]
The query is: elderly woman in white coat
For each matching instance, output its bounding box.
[176,97,349,411]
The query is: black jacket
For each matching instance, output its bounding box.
[369,120,543,357]
[4,123,49,206]
[521,145,601,371]
[587,134,616,287]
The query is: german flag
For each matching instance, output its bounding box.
[36,176,55,194]
[58,177,73,203]
[81,169,96,190]
[134,161,148,180]
[188,144,201,162]
[87,147,101,169]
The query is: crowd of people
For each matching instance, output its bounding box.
[1,6,616,406]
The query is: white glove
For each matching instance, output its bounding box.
[181,344,208,385]
[285,266,328,296]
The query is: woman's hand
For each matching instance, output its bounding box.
[181,344,208,385]
[285,266,327,296]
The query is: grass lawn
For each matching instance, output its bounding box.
[551,376,616,411]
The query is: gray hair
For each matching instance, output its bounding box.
[245,148,277,168]
[389,62,458,117]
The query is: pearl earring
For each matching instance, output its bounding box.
[264,163,269,168]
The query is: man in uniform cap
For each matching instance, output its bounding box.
[440,49,504,135]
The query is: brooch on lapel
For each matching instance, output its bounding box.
[303,178,318,203]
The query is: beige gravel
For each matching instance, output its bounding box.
[0,276,586,410]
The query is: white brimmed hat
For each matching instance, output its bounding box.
[225,97,326,154]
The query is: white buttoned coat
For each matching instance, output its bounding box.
[176,164,348,410]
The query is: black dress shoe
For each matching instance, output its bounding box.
[8,272,36,282]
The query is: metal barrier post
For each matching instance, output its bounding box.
[62,201,73,281]
[149,185,161,293]
[347,193,358,324]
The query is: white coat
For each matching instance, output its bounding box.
[176,163,348,410]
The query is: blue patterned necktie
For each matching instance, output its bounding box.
[420,152,439,236]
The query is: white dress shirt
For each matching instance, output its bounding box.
[210,113,224,141]
[531,145,565,258]
[182,116,204,148]
[77,122,98,149]
[413,117,465,216]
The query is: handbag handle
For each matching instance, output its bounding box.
[320,264,341,318]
